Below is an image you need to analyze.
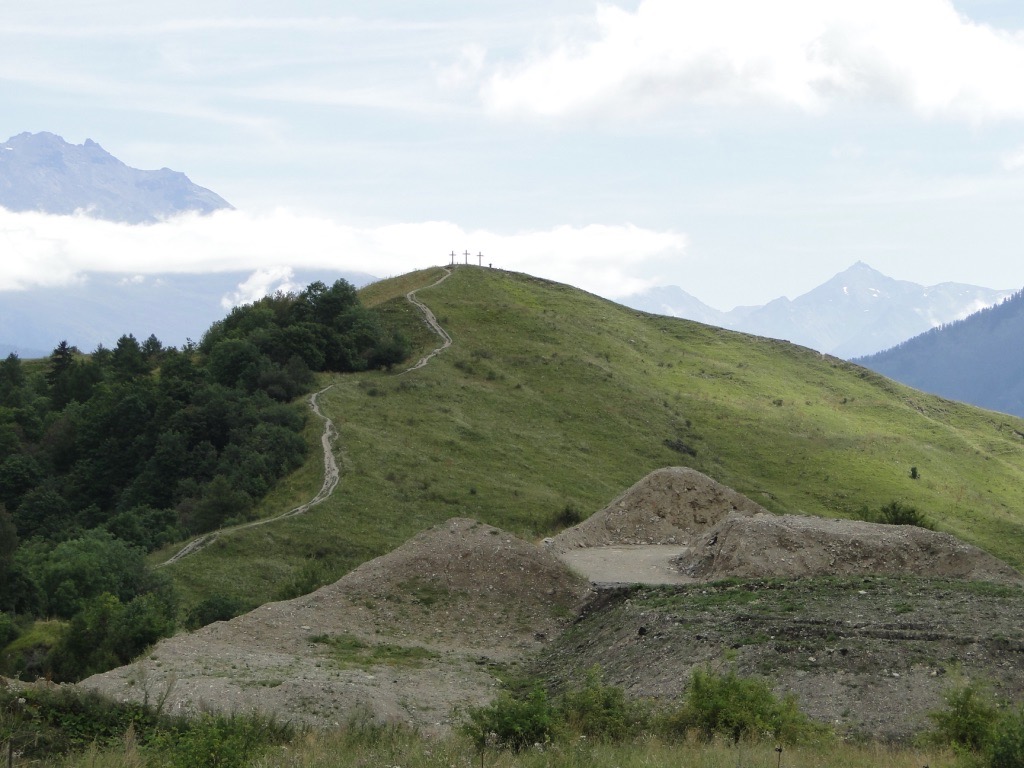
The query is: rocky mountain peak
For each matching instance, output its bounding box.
[0,131,232,223]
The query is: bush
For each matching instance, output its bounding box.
[0,611,16,648]
[550,503,583,530]
[461,684,556,752]
[558,666,648,742]
[990,707,1024,768]
[927,681,1000,753]
[149,712,289,768]
[875,500,934,529]
[1,685,291,764]
[184,594,252,630]
[661,668,828,745]
[927,682,1024,767]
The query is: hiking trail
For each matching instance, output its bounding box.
[159,267,454,566]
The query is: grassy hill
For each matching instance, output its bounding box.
[159,265,1024,607]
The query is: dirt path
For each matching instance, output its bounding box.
[159,267,455,567]
[401,266,453,373]
[557,545,694,586]
[159,383,341,567]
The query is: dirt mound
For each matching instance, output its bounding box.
[549,467,769,553]
[80,518,589,731]
[676,513,1024,584]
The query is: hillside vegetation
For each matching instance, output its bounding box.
[162,265,1024,608]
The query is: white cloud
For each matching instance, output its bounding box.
[482,0,1024,122]
[435,44,488,90]
[1002,146,1024,170]
[220,266,303,309]
[0,209,685,301]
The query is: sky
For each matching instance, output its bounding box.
[4,0,1024,310]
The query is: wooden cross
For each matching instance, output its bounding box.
[449,250,456,265]
[463,250,470,264]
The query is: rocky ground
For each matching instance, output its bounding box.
[78,467,1024,742]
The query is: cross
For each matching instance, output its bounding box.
[463,250,470,264]
[449,250,456,265]
[477,251,483,266]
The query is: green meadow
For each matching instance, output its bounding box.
[159,265,1024,608]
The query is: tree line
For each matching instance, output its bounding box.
[0,279,409,681]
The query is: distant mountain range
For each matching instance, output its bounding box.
[621,262,1015,359]
[856,290,1024,418]
[0,132,368,358]
[0,131,231,223]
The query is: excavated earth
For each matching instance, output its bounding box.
[79,467,1024,742]
[81,518,590,732]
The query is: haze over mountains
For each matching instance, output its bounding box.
[857,289,1024,418]
[621,261,1015,359]
[0,132,231,223]
[0,131,1015,374]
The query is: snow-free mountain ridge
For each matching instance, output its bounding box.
[857,289,1024,418]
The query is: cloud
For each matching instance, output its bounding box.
[220,266,303,309]
[435,44,488,90]
[0,208,685,301]
[482,0,1024,122]
[1002,146,1024,170]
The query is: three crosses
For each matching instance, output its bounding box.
[449,250,484,266]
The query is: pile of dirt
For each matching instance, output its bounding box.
[74,469,1023,742]
[676,513,1024,585]
[548,467,769,552]
[80,518,589,731]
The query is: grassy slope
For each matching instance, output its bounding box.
[162,266,1024,606]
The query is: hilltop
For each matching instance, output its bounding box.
[157,264,1024,615]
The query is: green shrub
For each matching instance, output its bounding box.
[550,503,583,530]
[461,684,556,752]
[558,666,649,742]
[149,711,289,768]
[0,685,155,758]
[876,500,934,529]
[661,668,828,745]
[927,681,1000,753]
[927,683,1024,767]
[184,594,251,630]
[990,706,1024,768]
[0,611,16,648]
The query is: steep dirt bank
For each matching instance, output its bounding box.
[677,512,1024,585]
[535,576,1024,742]
[81,519,589,731]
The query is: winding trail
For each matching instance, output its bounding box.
[159,384,342,567]
[159,267,454,567]
[400,266,453,373]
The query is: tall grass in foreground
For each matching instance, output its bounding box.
[43,730,957,768]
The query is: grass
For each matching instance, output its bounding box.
[308,633,439,669]
[159,265,1024,610]
[19,724,959,767]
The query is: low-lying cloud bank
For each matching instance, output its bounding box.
[0,208,685,302]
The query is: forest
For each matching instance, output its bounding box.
[0,279,408,681]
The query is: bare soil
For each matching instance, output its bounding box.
[78,467,1024,742]
[81,518,590,732]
